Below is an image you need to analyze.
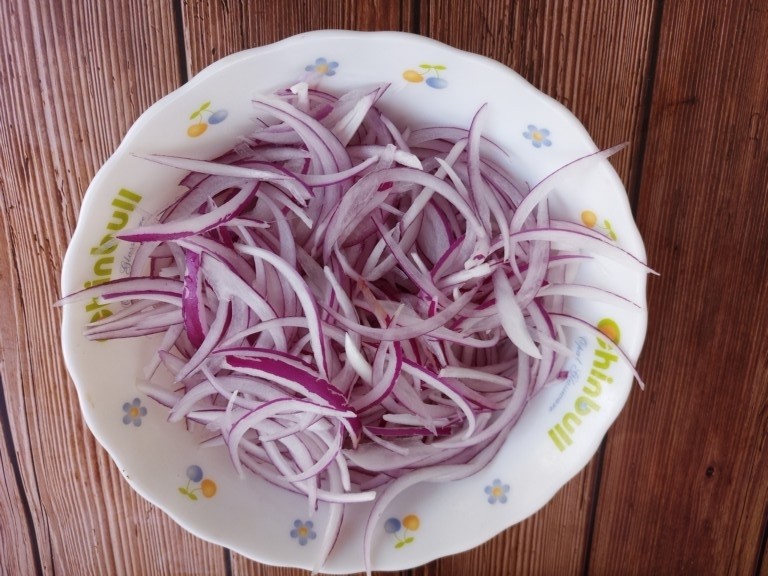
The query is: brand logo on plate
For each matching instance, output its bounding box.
[548,319,621,452]
[82,188,143,322]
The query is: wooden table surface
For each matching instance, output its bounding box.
[1,1,766,574]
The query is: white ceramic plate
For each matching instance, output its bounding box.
[61,30,648,573]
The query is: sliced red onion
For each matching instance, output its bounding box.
[133,153,295,182]
[119,182,259,242]
[510,144,627,234]
[492,268,541,359]
[236,244,328,378]
[62,85,649,572]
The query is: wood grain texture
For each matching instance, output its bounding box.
[762,539,768,576]
[181,0,411,77]
[1,1,767,575]
[0,380,36,575]
[588,1,768,574]
[0,1,225,573]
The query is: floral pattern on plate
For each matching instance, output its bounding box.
[581,210,618,240]
[122,398,147,426]
[305,57,338,77]
[291,519,317,545]
[485,479,510,504]
[385,514,420,548]
[523,125,552,148]
[402,63,448,89]
[187,101,228,137]
[179,465,217,501]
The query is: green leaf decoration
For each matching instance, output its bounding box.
[178,487,188,495]
[419,63,431,69]
[190,111,201,120]
[433,65,447,70]
[200,101,211,111]
[395,541,405,549]
[404,537,414,544]
[188,493,198,501]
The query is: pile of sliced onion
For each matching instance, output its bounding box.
[60,83,649,572]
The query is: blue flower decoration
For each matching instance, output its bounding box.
[186,465,204,483]
[384,517,402,534]
[122,398,147,427]
[523,125,552,148]
[305,57,338,76]
[485,479,510,504]
[290,519,317,545]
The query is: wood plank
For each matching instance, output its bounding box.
[181,0,410,76]
[761,536,768,576]
[0,1,226,573]
[588,1,768,574]
[413,1,657,573]
[0,380,37,574]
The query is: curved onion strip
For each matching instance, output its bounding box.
[236,244,328,378]
[118,182,259,242]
